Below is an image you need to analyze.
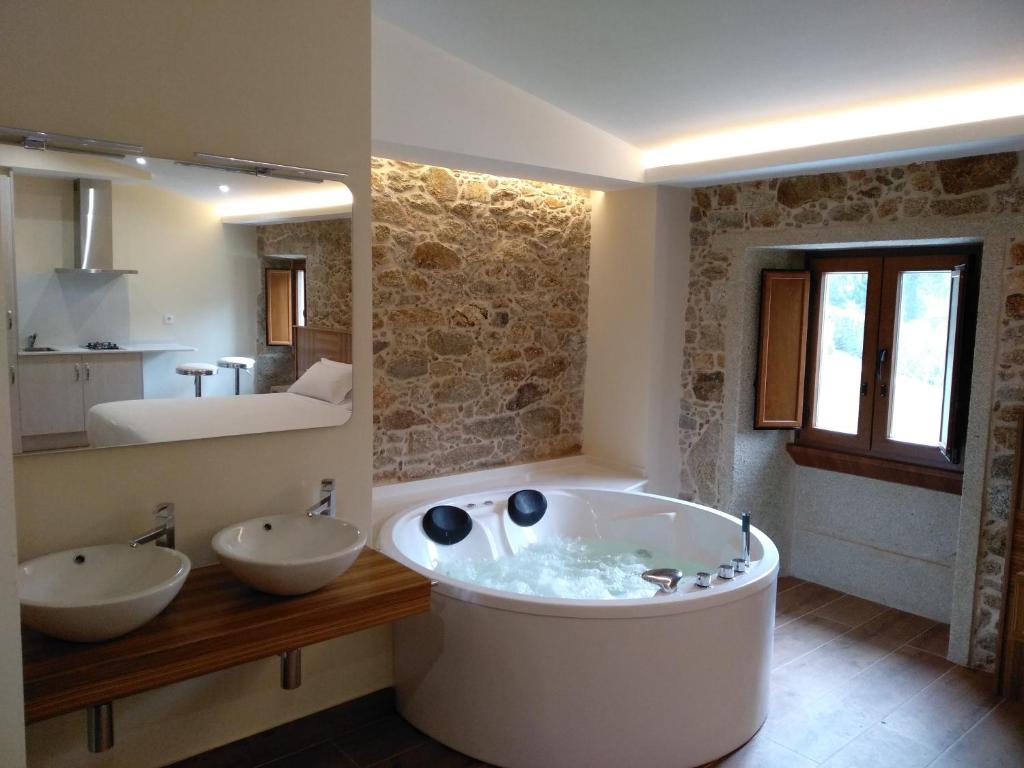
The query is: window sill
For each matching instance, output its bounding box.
[786,443,962,495]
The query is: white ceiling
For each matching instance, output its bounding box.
[374,0,1024,150]
[121,158,349,207]
[373,0,1024,185]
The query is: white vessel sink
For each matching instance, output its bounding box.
[212,514,366,595]
[18,544,191,642]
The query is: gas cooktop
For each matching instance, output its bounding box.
[84,341,121,350]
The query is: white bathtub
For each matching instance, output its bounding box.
[379,487,779,768]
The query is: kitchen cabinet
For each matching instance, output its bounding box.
[82,355,143,412]
[18,353,142,439]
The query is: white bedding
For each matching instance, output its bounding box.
[87,392,352,447]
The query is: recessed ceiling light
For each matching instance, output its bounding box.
[135,157,147,166]
[219,185,231,193]
[643,79,1024,169]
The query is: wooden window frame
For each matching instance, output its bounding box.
[791,246,979,494]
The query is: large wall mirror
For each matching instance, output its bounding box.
[0,140,353,454]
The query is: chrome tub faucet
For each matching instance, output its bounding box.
[130,503,175,548]
[642,568,684,594]
[305,479,337,518]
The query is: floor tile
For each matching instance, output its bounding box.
[929,699,1024,768]
[772,613,849,669]
[771,609,935,707]
[168,690,396,768]
[711,729,817,768]
[906,622,950,657]
[333,714,428,767]
[775,582,844,626]
[810,594,889,629]
[767,646,950,762]
[763,693,877,763]
[818,725,937,768]
[880,665,999,751]
[776,575,806,594]
[259,741,357,768]
[839,645,952,719]
[363,740,491,767]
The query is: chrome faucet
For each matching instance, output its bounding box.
[130,503,175,548]
[642,568,684,594]
[305,479,336,518]
[26,333,37,350]
[740,512,751,567]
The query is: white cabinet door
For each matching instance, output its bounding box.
[18,356,85,435]
[83,354,143,411]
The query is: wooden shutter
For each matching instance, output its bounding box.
[755,270,810,429]
[265,268,294,346]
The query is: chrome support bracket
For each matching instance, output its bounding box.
[281,649,302,690]
[87,702,114,753]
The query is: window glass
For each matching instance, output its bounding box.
[888,270,953,446]
[295,269,306,327]
[813,272,868,434]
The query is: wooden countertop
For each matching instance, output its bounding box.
[22,549,431,723]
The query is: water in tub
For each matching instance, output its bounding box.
[439,537,710,599]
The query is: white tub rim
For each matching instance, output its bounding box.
[379,487,780,619]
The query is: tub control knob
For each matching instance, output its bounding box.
[732,557,748,574]
[717,563,735,580]
[695,571,712,588]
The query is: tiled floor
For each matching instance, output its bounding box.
[172,577,1024,768]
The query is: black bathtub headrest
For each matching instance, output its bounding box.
[422,505,473,545]
[507,489,547,527]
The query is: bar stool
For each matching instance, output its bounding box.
[217,356,256,395]
[175,362,218,397]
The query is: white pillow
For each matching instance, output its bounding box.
[288,359,353,404]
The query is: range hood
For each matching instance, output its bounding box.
[55,179,138,275]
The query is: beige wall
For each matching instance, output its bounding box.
[0,172,27,768]
[0,1,373,765]
[584,186,689,494]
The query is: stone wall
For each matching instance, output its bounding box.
[371,158,590,482]
[682,151,1023,668]
[255,218,352,392]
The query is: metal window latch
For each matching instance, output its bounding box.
[5,310,11,330]
[876,348,889,397]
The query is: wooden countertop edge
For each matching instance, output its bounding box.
[22,551,432,723]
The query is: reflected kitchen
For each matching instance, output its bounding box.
[3,145,354,453]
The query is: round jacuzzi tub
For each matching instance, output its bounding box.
[379,487,779,768]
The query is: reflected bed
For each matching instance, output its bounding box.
[87,327,353,447]
[87,392,351,447]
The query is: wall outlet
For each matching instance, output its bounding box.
[163,313,175,325]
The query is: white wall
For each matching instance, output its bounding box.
[583,186,688,494]
[0,1,373,765]
[372,17,644,189]
[117,185,258,399]
[789,467,959,622]
[14,178,259,398]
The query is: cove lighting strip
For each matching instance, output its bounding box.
[216,185,353,219]
[643,80,1024,169]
